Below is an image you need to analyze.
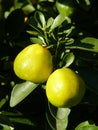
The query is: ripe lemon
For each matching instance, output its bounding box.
[13,43,53,83]
[46,68,86,108]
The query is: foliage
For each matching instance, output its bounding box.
[0,0,98,129]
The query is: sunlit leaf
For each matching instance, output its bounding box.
[67,37,98,52]
[22,4,35,15]
[80,37,98,51]
[30,37,43,44]
[46,17,54,28]
[75,120,90,129]
[63,52,75,67]
[47,103,71,130]
[34,11,46,28]
[26,30,39,36]
[56,107,71,130]
[10,81,39,107]
[75,120,98,130]
[49,14,70,32]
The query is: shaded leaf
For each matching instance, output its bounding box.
[5,9,25,40]
[10,81,39,107]
[0,114,14,130]
[75,67,98,95]
[76,0,92,11]
[1,111,35,128]
[46,112,56,130]
[9,117,35,126]
[29,24,44,37]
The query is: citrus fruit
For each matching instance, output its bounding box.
[46,67,86,108]
[13,43,53,83]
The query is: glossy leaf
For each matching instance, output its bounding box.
[75,120,98,130]
[22,4,35,14]
[67,37,98,52]
[34,11,46,28]
[47,103,71,130]
[80,37,98,52]
[63,52,75,67]
[10,81,39,107]
[49,14,69,32]
[46,17,54,28]
[30,37,43,44]
[56,108,71,130]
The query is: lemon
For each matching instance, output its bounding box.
[46,68,86,108]
[13,43,53,83]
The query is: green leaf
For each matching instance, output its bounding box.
[1,111,35,127]
[22,4,35,14]
[68,37,98,52]
[30,37,43,44]
[26,30,39,36]
[75,120,98,130]
[46,17,54,28]
[80,37,98,52]
[56,108,71,130]
[63,52,75,67]
[0,114,14,130]
[75,120,90,129]
[49,14,70,32]
[34,11,46,28]
[29,24,44,37]
[9,117,35,126]
[47,103,71,130]
[10,81,39,107]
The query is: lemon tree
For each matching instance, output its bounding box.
[46,67,86,108]
[13,43,53,83]
[1,0,98,130]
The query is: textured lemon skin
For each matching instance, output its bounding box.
[46,68,86,108]
[13,44,53,83]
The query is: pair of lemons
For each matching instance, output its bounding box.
[14,43,86,108]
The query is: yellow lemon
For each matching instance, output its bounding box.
[13,43,53,83]
[46,68,86,108]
